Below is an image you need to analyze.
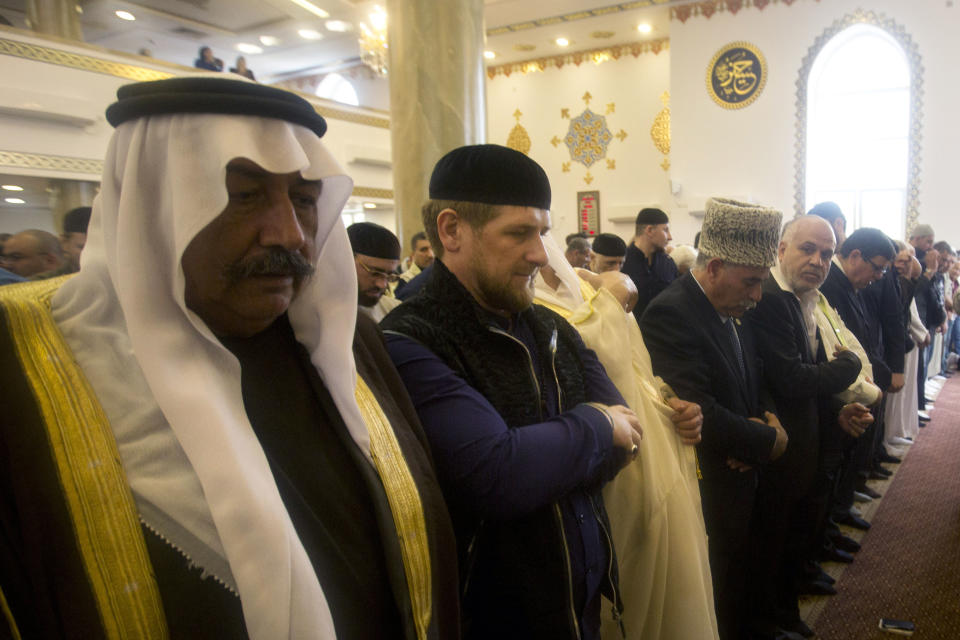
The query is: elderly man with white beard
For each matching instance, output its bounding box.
[747,215,870,639]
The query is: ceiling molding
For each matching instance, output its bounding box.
[486,0,671,36]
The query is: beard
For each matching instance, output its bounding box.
[471,251,537,314]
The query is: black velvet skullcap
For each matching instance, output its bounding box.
[635,207,669,226]
[63,206,92,234]
[429,144,551,210]
[105,76,327,138]
[591,233,626,257]
[347,222,401,260]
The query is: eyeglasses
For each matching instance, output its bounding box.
[867,257,889,276]
[357,260,400,283]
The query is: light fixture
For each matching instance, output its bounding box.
[325,20,351,32]
[484,50,496,60]
[555,37,570,47]
[259,35,280,46]
[298,29,323,40]
[363,202,377,209]
[637,23,652,34]
[4,197,25,204]
[289,0,329,19]
[359,6,388,76]
[1,185,23,191]
[236,43,263,55]
[115,10,135,21]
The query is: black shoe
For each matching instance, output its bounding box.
[830,533,862,553]
[801,560,836,584]
[856,483,882,499]
[879,452,902,464]
[837,510,871,530]
[820,544,854,563]
[870,467,893,479]
[918,421,927,429]
[780,618,816,639]
[797,579,837,596]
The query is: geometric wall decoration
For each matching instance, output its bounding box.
[650,91,671,171]
[506,109,532,155]
[551,91,627,185]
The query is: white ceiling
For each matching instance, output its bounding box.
[0,0,674,81]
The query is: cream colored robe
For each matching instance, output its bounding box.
[535,279,718,640]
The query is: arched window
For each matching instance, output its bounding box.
[315,73,360,106]
[805,24,909,239]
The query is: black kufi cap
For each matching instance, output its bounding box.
[347,222,401,260]
[105,76,327,138]
[635,207,669,226]
[429,144,551,210]
[591,233,626,257]
[63,206,92,234]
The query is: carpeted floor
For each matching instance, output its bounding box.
[807,374,960,639]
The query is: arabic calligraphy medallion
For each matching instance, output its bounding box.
[707,41,767,109]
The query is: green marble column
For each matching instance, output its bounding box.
[385,0,486,246]
[27,0,83,40]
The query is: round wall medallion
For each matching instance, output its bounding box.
[706,41,767,109]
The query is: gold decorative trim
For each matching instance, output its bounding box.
[352,186,394,199]
[487,0,670,36]
[0,278,167,639]
[650,91,671,170]
[0,586,21,640]
[311,105,390,129]
[0,36,390,129]
[706,41,767,109]
[506,109,532,155]
[354,377,432,640]
[671,0,814,22]
[487,38,669,79]
[0,150,103,176]
[0,37,172,81]
[793,10,923,233]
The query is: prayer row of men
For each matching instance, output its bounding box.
[0,76,954,640]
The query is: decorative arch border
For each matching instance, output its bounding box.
[793,10,923,235]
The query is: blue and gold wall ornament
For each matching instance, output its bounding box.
[506,109,532,155]
[706,41,767,109]
[551,91,627,185]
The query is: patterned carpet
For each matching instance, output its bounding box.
[807,374,960,639]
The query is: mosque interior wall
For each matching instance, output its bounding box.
[2,0,958,245]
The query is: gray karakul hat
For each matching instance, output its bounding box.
[700,197,782,268]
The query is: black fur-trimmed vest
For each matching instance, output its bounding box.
[382,259,621,640]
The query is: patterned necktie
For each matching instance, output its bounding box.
[726,318,746,381]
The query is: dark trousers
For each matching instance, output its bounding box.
[701,478,755,640]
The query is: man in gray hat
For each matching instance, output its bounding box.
[640,197,788,640]
[622,207,677,319]
[382,143,643,640]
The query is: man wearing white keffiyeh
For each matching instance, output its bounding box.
[0,76,458,640]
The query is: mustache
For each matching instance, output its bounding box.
[225,248,315,281]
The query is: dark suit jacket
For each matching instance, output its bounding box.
[862,268,906,378]
[749,277,862,496]
[641,273,777,549]
[821,263,891,390]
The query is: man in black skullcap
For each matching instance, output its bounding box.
[622,207,677,319]
[0,76,458,639]
[589,233,627,273]
[382,143,643,640]
[61,205,92,273]
[347,221,403,321]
